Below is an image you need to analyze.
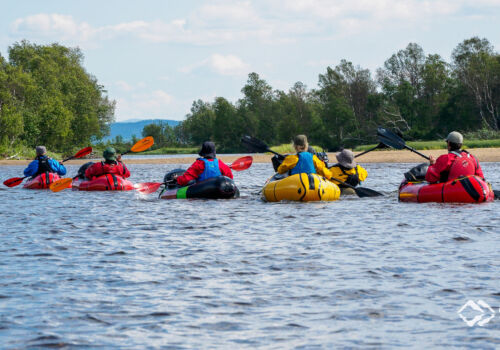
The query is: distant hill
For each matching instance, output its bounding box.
[104,119,180,141]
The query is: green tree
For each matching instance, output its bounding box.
[452,37,500,130]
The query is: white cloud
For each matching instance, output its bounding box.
[180,54,249,76]
[115,89,174,120]
[9,1,500,47]
[115,81,134,92]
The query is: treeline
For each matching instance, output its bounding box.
[0,41,115,156]
[174,37,500,152]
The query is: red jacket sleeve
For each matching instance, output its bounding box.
[425,154,453,183]
[472,155,485,179]
[85,162,104,179]
[219,159,233,179]
[177,159,205,186]
[119,162,131,178]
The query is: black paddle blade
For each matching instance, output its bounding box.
[377,127,405,150]
[494,190,500,200]
[241,135,269,153]
[355,187,384,198]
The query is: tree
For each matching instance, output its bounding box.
[452,37,500,130]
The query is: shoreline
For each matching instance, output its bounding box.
[1,148,499,165]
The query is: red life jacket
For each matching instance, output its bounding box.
[99,161,126,175]
[447,151,477,181]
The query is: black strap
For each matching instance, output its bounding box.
[308,173,315,190]
[460,177,481,202]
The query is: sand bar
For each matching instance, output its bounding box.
[1,148,499,166]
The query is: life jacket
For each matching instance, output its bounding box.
[35,156,55,176]
[339,165,360,187]
[446,150,477,181]
[100,161,126,175]
[290,152,316,175]
[198,158,221,181]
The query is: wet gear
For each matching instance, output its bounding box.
[23,156,67,177]
[425,150,484,183]
[329,164,368,188]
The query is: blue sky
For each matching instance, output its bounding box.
[2,0,499,122]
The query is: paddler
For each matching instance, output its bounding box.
[328,149,368,194]
[84,146,131,179]
[425,131,485,183]
[277,135,333,178]
[23,146,67,177]
[173,141,233,186]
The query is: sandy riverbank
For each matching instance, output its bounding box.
[1,148,499,166]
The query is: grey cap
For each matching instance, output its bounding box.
[336,149,356,169]
[36,146,47,156]
[293,135,308,148]
[445,131,463,144]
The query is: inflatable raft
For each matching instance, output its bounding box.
[73,174,135,191]
[23,173,61,189]
[398,175,494,203]
[159,176,239,200]
[262,173,341,202]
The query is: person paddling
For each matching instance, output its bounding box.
[84,146,131,179]
[277,135,333,178]
[425,131,485,183]
[24,146,67,178]
[174,141,233,186]
[329,149,368,195]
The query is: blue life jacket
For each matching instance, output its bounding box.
[290,152,316,175]
[198,158,221,181]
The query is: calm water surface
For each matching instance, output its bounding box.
[0,160,499,349]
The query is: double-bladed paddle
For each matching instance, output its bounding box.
[135,156,253,194]
[49,137,155,192]
[376,127,430,160]
[3,146,93,188]
[241,135,383,198]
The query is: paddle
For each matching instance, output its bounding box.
[377,126,430,160]
[241,135,285,159]
[241,135,383,198]
[354,142,388,158]
[330,177,384,197]
[135,156,254,194]
[3,146,93,188]
[50,137,155,192]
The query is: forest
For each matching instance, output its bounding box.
[1,37,499,155]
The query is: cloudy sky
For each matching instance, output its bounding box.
[2,0,499,121]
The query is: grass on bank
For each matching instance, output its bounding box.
[354,139,500,152]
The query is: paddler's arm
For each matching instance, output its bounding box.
[313,155,333,178]
[277,155,298,174]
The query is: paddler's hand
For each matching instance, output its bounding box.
[429,155,436,165]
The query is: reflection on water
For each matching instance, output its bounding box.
[0,162,499,348]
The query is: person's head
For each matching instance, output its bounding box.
[199,141,216,158]
[35,146,47,157]
[336,149,356,169]
[103,146,117,162]
[445,131,463,151]
[293,135,308,152]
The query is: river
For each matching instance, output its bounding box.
[0,161,499,349]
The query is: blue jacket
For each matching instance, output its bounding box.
[290,152,316,175]
[24,156,67,177]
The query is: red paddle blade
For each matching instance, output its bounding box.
[230,156,253,171]
[135,182,162,194]
[3,177,26,187]
[49,178,73,192]
[73,146,92,159]
[63,146,93,162]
